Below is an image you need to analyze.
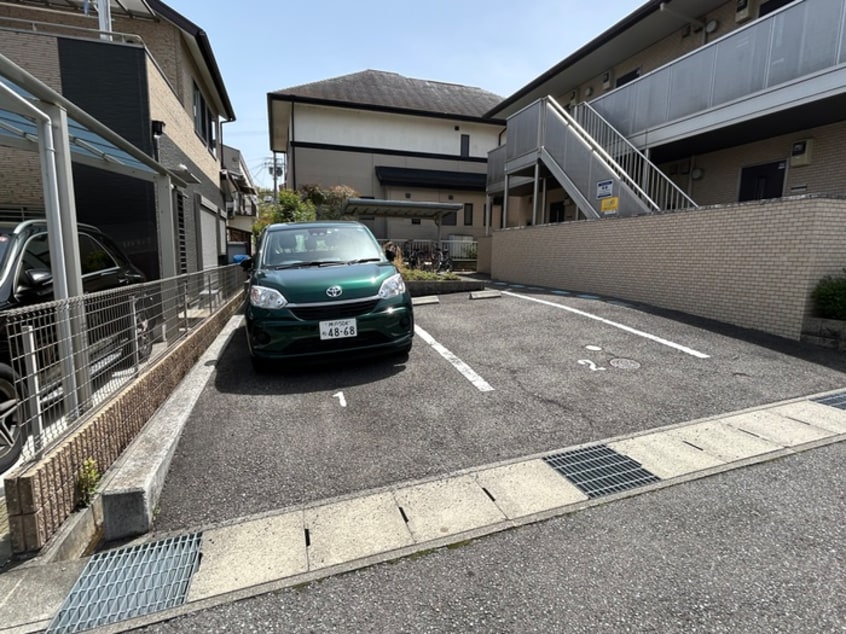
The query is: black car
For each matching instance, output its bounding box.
[0,219,151,472]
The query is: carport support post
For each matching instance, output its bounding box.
[503,174,509,229]
[44,102,91,412]
[156,176,180,344]
[485,195,491,236]
[531,163,540,226]
[156,176,178,279]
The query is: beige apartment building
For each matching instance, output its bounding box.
[268,69,504,242]
[487,0,845,223]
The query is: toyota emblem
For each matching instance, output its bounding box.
[326,285,343,298]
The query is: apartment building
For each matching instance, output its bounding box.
[221,144,258,259]
[0,0,246,277]
[486,0,845,225]
[268,69,504,241]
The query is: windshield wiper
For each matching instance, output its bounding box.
[346,258,381,265]
[269,260,342,269]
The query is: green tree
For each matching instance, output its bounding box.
[300,184,359,220]
[253,189,316,237]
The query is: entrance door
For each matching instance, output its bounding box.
[550,202,566,223]
[738,161,786,202]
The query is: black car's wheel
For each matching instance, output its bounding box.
[0,364,24,474]
[120,306,153,368]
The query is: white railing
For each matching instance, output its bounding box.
[571,102,698,211]
[0,265,245,471]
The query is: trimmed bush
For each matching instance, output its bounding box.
[811,270,846,320]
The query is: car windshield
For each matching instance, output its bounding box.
[262,226,383,268]
[0,232,15,279]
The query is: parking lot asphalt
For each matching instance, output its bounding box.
[5,282,846,633]
[153,284,846,532]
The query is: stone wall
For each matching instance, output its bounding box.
[490,197,846,341]
[3,294,244,554]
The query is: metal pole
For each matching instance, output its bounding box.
[531,163,540,227]
[22,326,43,458]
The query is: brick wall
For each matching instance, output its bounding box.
[491,197,846,341]
[0,31,61,206]
[3,294,244,554]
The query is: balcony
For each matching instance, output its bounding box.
[487,0,846,211]
[591,0,846,154]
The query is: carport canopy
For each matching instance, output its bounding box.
[0,51,187,292]
[343,198,463,241]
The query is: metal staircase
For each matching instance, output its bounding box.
[569,100,698,213]
[502,96,697,219]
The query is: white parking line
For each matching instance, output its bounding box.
[414,325,495,392]
[503,291,710,359]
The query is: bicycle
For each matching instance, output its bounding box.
[434,248,453,273]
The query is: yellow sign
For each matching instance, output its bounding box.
[600,197,619,213]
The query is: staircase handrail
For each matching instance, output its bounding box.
[571,100,698,211]
[545,97,659,212]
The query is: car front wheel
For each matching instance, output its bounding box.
[0,364,24,473]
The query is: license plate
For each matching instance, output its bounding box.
[319,318,357,340]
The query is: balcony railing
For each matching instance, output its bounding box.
[590,0,846,138]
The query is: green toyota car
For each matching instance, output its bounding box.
[242,221,414,370]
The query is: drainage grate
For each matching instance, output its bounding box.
[812,391,846,411]
[48,532,202,634]
[543,445,660,498]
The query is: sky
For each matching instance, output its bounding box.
[167,0,646,190]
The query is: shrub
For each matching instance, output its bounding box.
[811,270,846,320]
[394,255,459,281]
[75,458,100,508]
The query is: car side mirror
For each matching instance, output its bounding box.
[239,257,253,271]
[23,268,53,288]
[384,249,396,262]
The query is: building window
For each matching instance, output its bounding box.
[460,134,470,157]
[443,211,457,226]
[193,82,217,156]
[411,218,421,225]
[463,203,473,226]
[615,68,640,88]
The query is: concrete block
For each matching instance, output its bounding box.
[610,432,725,478]
[393,475,505,543]
[667,421,781,462]
[721,410,834,446]
[188,511,308,601]
[474,459,587,518]
[768,401,846,434]
[305,492,413,570]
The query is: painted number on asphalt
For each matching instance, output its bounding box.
[578,359,607,372]
[332,391,347,407]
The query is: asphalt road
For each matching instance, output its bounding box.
[140,441,846,633]
[153,287,846,532]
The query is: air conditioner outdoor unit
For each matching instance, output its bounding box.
[736,0,752,22]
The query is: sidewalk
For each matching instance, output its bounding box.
[1,326,844,633]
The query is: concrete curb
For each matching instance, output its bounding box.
[100,316,243,542]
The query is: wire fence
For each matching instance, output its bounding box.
[1,265,245,470]
[379,239,478,270]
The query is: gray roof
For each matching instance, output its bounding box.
[272,70,502,119]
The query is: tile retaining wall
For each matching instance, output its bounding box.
[489,197,846,341]
[3,294,244,554]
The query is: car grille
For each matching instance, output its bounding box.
[289,299,380,321]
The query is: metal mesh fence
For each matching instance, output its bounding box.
[1,265,245,469]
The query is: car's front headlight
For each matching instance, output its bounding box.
[250,285,288,309]
[378,272,407,299]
